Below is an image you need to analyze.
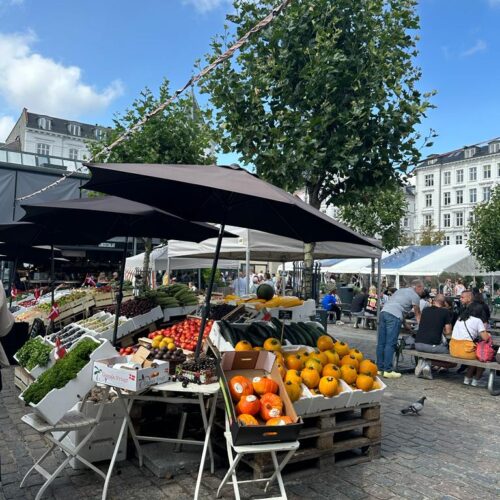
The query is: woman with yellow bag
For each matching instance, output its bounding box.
[450,302,490,387]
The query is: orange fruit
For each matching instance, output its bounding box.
[301,366,321,389]
[284,380,302,402]
[317,335,334,352]
[304,357,323,373]
[235,340,253,351]
[263,338,282,352]
[319,376,338,397]
[324,349,340,365]
[334,340,350,357]
[285,369,302,385]
[356,373,374,391]
[359,359,378,378]
[313,349,329,366]
[349,348,364,363]
[340,354,359,371]
[340,365,358,385]
[322,363,341,379]
[285,353,304,371]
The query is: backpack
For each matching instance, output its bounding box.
[475,337,495,363]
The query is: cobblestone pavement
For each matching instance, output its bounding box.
[1,324,499,500]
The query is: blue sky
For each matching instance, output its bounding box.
[0,0,499,164]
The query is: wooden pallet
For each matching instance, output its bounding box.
[215,403,381,479]
[14,365,34,392]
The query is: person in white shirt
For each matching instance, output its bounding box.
[232,271,248,296]
[450,303,490,386]
[262,272,275,289]
[454,279,465,296]
[0,286,15,390]
[249,275,260,294]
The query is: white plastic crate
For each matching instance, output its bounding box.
[307,379,353,413]
[19,337,117,425]
[347,376,386,407]
[132,305,163,329]
[292,384,314,415]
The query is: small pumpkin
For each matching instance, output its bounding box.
[333,340,350,357]
[237,414,259,426]
[285,369,302,385]
[319,376,338,398]
[260,392,283,409]
[349,348,364,363]
[263,338,282,352]
[276,362,287,380]
[340,364,358,385]
[252,376,278,396]
[285,353,304,371]
[284,380,302,402]
[313,349,328,366]
[356,373,374,391]
[301,366,320,389]
[236,395,261,415]
[359,359,378,378]
[266,416,293,426]
[304,357,323,373]
[235,340,253,351]
[322,363,341,380]
[340,354,359,371]
[317,335,334,352]
[324,349,340,366]
[229,375,253,401]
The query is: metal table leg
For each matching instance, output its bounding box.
[197,394,215,473]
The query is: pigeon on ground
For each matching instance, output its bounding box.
[401,396,426,415]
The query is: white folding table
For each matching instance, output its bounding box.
[102,380,220,500]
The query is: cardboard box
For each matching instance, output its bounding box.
[92,355,171,392]
[219,350,302,446]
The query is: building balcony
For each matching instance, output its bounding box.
[0,149,87,173]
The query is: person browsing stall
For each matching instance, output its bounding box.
[376,280,424,379]
[321,289,343,324]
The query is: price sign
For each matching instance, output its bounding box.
[278,309,293,320]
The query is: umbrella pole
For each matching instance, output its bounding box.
[245,229,250,293]
[376,257,382,322]
[50,244,55,306]
[195,223,225,358]
[9,256,18,307]
[113,235,129,346]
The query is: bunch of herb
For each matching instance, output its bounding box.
[22,338,99,405]
[16,338,52,371]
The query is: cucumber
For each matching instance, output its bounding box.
[219,320,238,346]
[284,324,298,345]
[295,322,315,347]
[290,323,307,346]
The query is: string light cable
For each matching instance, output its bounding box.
[15,0,293,202]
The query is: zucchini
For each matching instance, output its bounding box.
[220,320,238,346]
[290,323,307,346]
[295,322,315,347]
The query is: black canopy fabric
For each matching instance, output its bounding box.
[0,243,62,263]
[83,163,381,247]
[20,196,224,243]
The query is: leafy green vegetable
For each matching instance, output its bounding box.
[22,338,99,405]
[16,338,52,371]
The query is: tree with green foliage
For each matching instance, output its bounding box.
[468,185,500,271]
[89,80,216,285]
[201,0,434,297]
[418,224,445,246]
[337,187,408,251]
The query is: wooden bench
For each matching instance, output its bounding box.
[352,311,377,329]
[414,351,500,396]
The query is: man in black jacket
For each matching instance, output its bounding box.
[351,287,368,328]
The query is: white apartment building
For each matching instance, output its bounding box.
[4,108,108,162]
[413,138,500,245]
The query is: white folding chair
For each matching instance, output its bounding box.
[20,405,106,500]
[217,416,299,500]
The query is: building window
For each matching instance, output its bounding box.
[456,190,463,204]
[37,117,51,130]
[443,171,451,185]
[424,174,434,187]
[456,235,463,245]
[443,192,451,206]
[424,214,433,227]
[469,188,477,203]
[68,148,79,160]
[443,236,450,246]
[469,212,475,224]
[483,164,491,179]
[68,123,81,136]
[403,217,409,228]
[94,128,106,140]
[443,214,451,227]
[425,193,432,207]
[456,169,464,183]
[483,186,491,201]
[36,143,50,155]
[488,142,500,154]
[464,148,476,159]
[455,212,464,227]
[469,166,477,181]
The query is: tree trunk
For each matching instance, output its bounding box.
[302,185,321,300]
[142,237,152,290]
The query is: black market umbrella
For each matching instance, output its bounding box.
[83,163,382,357]
[20,196,227,344]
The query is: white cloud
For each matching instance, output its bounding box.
[0,31,123,119]
[182,0,232,13]
[461,39,487,57]
[488,0,500,7]
[0,114,15,142]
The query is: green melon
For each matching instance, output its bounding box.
[257,283,274,301]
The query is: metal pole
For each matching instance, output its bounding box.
[9,256,18,307]
[282,261,286,296]
[50,244,55,306]
[245,229,250,293]
[195,223,225,358]
[113,235,129,346]
[376,257,382,322]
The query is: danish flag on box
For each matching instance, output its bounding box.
[48,303,60,321]
[10,287,18,298]
[34,288,41,301]
[55,337,67,360]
